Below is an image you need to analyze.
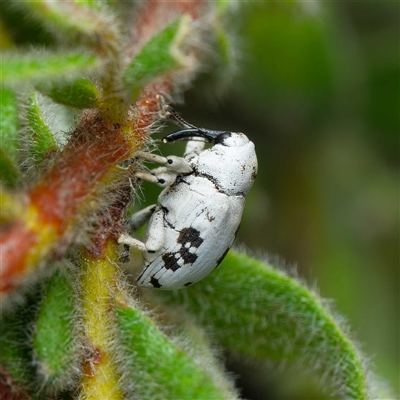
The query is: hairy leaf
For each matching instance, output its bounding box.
[116,303,238,400]
[16,1,118,47]
[1,51,98,83]
[33,268,77,391]
[158,250,371,399]
[0,293,39,393]
[123,16,192,99]
[0,88,19,186]
[0,88,18,161]
[26,92,58,165]
[38,78,101,108]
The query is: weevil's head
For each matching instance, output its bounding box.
[164,129,258,196]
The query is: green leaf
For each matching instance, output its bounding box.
[0,293,38,392]
[16,1,118,47]
[0,149,19,187]
[122,16,192,99]
[26,92,58,165]
[0,87,20,186]
[1,51,98,83]
[0,87,18,161]
[38,78,101,108]
[33,268,77,390]
[115,303,237,400]
[158,250,371,399]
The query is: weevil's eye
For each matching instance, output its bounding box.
[214,131,232,145]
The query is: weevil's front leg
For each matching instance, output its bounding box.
[135,151,192,174]
[134,151,192,187]
[135,167,177,188]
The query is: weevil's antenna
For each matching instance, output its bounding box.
[157,94,197,130]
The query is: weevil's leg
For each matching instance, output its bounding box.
[135,151,168,165]
[135,171,165,185]
[144,209,165,253]
[135,168,176,187]
[135,151,192,175]
[128,204,157,232]
[118,234,147,252]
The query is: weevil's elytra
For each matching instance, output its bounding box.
[118,99,257,290]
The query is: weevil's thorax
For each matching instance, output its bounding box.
[191,132,257,196]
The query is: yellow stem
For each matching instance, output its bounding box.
[80,240,124,400]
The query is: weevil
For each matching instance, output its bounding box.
[119,100,257,289]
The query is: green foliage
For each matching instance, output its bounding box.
[0,88,18,160]
[18,1,118,44]
[160,250,369,399]
[1,52,98,83]
[116,304,237,399]
[0,292,38,391]
[0,87,20,186]
[37,78,101,109]
[0,149,19,187]
[33,269,77,389]
[26,92,58,165]
[123,17,191,100]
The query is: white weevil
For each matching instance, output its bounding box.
[118,101,257,289]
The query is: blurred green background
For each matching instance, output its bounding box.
[179,2,398,398]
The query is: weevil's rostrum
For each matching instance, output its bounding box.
[119,103,257,289]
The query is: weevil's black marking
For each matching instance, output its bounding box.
[162,252,181,271]
[160,206,176,230]
[179,248,198,264]
[214,131,232,145]
[176,175,191,184]
[192,169,247,197]
[161,205,169,214]
[150,276,162,288]
[177,227,203,248]
[192,169,222,192]
[184,281,193,287]
[215,247,230,268]
[251,165,257,180]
